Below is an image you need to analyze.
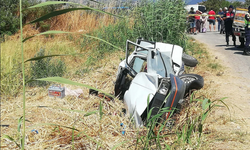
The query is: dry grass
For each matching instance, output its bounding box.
[1,47,207,149]
[1,38,222,149]
[1,51,137,149]
[0,39,228,149]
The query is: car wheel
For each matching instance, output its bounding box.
[179,74,204,92]
[182,53,198,67]
[114,68,128,98]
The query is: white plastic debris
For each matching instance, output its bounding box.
[65,87,83,97]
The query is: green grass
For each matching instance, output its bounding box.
[207,63,222,70]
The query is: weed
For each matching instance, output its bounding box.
[1,116,24,148]
[27,48,66,87]
[207,63,221,70]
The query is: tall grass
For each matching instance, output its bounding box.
[0,51,22,97]
[19,0,26,148]
[134,0,187,48]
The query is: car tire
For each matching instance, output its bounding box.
[182,53,198,67]
[179,74,204,92]
[114,68,127,98]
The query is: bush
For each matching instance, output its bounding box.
[0,0,61,37]
[27,48,66,87]
[0,0,20,36]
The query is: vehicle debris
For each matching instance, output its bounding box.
[114,38,204,127]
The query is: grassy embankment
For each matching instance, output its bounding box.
[0,2,229,149]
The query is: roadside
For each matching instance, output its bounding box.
[190,29,250,149]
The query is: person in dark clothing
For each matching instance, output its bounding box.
[220,7,227,34]
[223,5,236,47]
[243,6,250,55]
[188,7,196,34]
[238,37,245,48]
[217,8,224,32]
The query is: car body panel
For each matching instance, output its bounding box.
[124,72,158,116]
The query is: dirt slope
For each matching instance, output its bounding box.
[190,31,250,149]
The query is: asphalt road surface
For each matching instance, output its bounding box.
[190,22,250,80]
[191,23,250,149]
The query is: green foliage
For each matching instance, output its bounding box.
[75,18,135,70]
[0,0,39,36]
[246,0,250,7]
[0,0,63,37]
[93,19,135,54]
[0,0,20,35]
[27,48,66,87]
[38,21,51,32]
[133,0,187,47]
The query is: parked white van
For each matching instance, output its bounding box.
[185,4,206,13]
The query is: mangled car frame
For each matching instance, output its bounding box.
[114,38,204,127]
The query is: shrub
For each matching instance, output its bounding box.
[0,0,62,37]
[0,0,20,36]
[27,48,66,87]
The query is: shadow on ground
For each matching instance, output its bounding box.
[234,51,250,56]
[216,44,228,47]
[224,47,244,51]
[216,44,244,52]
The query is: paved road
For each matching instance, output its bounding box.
[190,22,250,80]
[191,24,250,149]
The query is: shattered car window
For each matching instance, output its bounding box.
[130,57,147,73]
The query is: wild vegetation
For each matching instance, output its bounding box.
[1,0,230,149]
[199,0,246,13]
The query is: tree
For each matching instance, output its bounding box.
[0,0,61,37]
[199,0,229,13]
[199,0,244,13]
[246,0,250,6]
[0,0,20,35]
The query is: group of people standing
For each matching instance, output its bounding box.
[217,5,250,55]
[188,5,250,56]
[188,7,207,34]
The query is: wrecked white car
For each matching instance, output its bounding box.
[114,38,204,127]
